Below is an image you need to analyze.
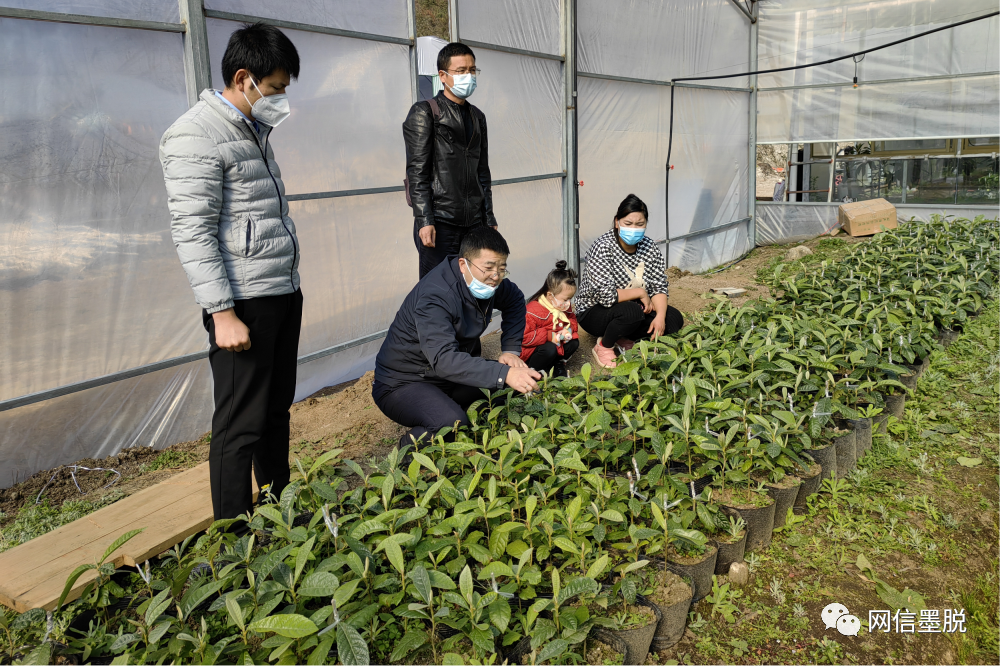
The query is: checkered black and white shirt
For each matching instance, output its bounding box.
[574,230,669,318]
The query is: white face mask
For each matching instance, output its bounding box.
[447,72,477,99]
[243,77,290,127]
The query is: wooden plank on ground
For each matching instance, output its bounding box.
[0,461,254,612]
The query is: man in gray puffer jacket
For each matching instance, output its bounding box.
[160,23,301,532]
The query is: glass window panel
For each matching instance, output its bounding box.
[1,0,178,23]
[968,136,1000,147]
[957,156,999,204]
[0,19,196,400]
[207,19,411,195]
[833,159,960,205]
[877,139,949,153]
[204,0,408,39]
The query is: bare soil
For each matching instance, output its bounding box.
[648,569,692,608]
[714,486,775,510]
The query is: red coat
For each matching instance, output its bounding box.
[521,299,579,360]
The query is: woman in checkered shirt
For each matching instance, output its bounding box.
[575,194,684,368]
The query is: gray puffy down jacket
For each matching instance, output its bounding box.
[160,89,300,314]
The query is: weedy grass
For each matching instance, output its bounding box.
[0,491,125,554]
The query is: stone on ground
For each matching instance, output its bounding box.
[784,245,813,261]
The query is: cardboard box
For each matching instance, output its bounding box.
[838,198,898,237]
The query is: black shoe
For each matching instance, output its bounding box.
[553,361,568,378]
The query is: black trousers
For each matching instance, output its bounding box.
[526,339,580,376]
[579,301,684,348]
[372,379,487,447]
[203,290,303,526]
[414,220,485,279]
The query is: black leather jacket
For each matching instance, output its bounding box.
[403,92,497,229]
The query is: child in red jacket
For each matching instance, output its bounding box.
[520,261,580,377]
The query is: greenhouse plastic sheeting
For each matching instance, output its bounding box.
[0,0,179,22]
[0,364,212,488]
[755,203,1000,245]
[578,76,672,248]
[491,178,564,298]
[668,221,752,275]
[578,0,750,87]
[577,72,750,270]
[667,88,749,240]
[0,3,415,486]
[757,0,999,89]
[457,0,561,56]
[204,0,408,39]
[207,19,411,194]
[758,74,1000,143]
[288,192,413,393]
[756,0,1000,143]
[0,19,194,401]
[466,48,563,181]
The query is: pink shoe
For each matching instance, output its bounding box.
[616,338,635,352]
[591,338,618,368]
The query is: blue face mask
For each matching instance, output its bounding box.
[463,263,496,299]
[448,73,477,99]
[618,226,645,245]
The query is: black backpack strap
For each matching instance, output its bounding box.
[427,96,440,119]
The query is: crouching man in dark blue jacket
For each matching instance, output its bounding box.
[372,226,541,447]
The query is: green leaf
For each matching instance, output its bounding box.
[622,560,650,574]
[383,540,405,576]
[875,580,926,613]
[336,622,370,665]
[442,653,465,665]
[308,638,335,666]
[478,561,515,580]
[409,566,431,604]
[226,595,245,631]
[586,554,609,581]
[537,638,569,664]
[557,577,599,605]
[101,528,145,564]
[489,597,512,632]
[460,565,474,602]
[333,578,362,607]
[553,537,579,555]
[427,569,457,589]
[856,553,874,575]
[180,578,225,619]
[957,457,982,467]
[250,614,319,638]
[599,509,625,523]
[295,536,316,585]
[298,572,340,598]
[389,630,428,662]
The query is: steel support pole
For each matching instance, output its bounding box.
[179,0,212,107]
[448,0,459,42]
[407,0,418,104]
[827,156,836,203]
[562,0,580,272]
[747,1,759,247]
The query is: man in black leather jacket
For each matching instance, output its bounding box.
[403,42,498,278]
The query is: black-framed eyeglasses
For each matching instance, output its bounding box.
[445,67,482,76]
[469,260,509,280]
